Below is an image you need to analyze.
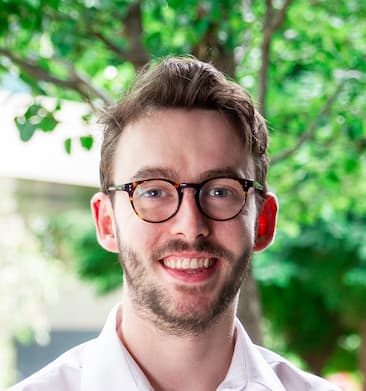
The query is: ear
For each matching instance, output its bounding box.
[91,192,119,253]
[254,193,278,252]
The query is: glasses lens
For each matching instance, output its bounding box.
[199,178,246,220]
[133,180,178,222]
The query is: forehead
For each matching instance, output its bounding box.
[113,109,254,182]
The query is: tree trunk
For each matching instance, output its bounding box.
[360,320,366,391]
[237,267,263,344]
[301,349,333,376]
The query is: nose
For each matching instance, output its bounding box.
[170,188,210,240]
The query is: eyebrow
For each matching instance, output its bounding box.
[199,167,248,180]
[130,166,249,182]
[130,167,178,182]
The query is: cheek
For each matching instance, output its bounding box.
[218,216,255,254]
[134,224,164,250]
[114,202,164,251]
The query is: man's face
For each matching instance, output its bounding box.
[110,109,258,335]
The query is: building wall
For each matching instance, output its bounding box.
[0,177,122,385]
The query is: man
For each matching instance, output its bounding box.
[9,57,338,390]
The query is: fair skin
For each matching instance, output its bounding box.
[92,109,277,391]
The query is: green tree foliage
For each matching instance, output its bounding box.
[1,0,365,380]
[256,215,366,374]
[35,210,122,294]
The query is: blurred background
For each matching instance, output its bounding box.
[0,0,365,389]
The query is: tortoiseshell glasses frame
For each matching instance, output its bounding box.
[107,176,264,223]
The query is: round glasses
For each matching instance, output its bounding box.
[107,177,264,223]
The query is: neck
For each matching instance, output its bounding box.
[117,293,239,391]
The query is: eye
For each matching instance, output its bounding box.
[207,187,232,198]
[201,178,243,203]
[136,187,167,198]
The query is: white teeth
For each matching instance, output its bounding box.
[182,258,190,269]
[191,259,198,269]
[163,257,215,270]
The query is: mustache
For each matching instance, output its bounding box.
[151,238,236,263]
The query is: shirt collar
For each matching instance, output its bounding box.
[80,305,286,391]
[81,304,153,391]
[217,318,286,391]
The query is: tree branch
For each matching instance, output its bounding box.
[192,4,236,77]
[258,0,294,115]
[271,0,293,31]
[0,48,75,89]
[271,81,345,164]
[258,2,272,116]
[43,3,149,69]
[0,47,112,105]
[89,29,149,70]
[87,3,149,69]
[66,64,113,105]
[90,30,129,60]
[121,2,150,69]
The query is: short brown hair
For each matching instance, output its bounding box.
[99,56,269,208]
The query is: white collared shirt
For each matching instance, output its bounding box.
[8,304,339,391]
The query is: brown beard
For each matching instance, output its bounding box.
[118,237,251,336]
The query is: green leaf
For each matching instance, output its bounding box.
[344,268,366,287]
[64,138,72,154]
[81,113,92,123]
[39,114,58,132]
[347,118,363,140]
[24,103,43,120]
[344,157,359,173]
[54,100,62,111]
[80,136,94,150]
[15,118,37,141]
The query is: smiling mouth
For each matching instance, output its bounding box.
[161,257,217,270]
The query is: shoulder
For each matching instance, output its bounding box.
[256,346,340,391]
[7,342,88,391]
